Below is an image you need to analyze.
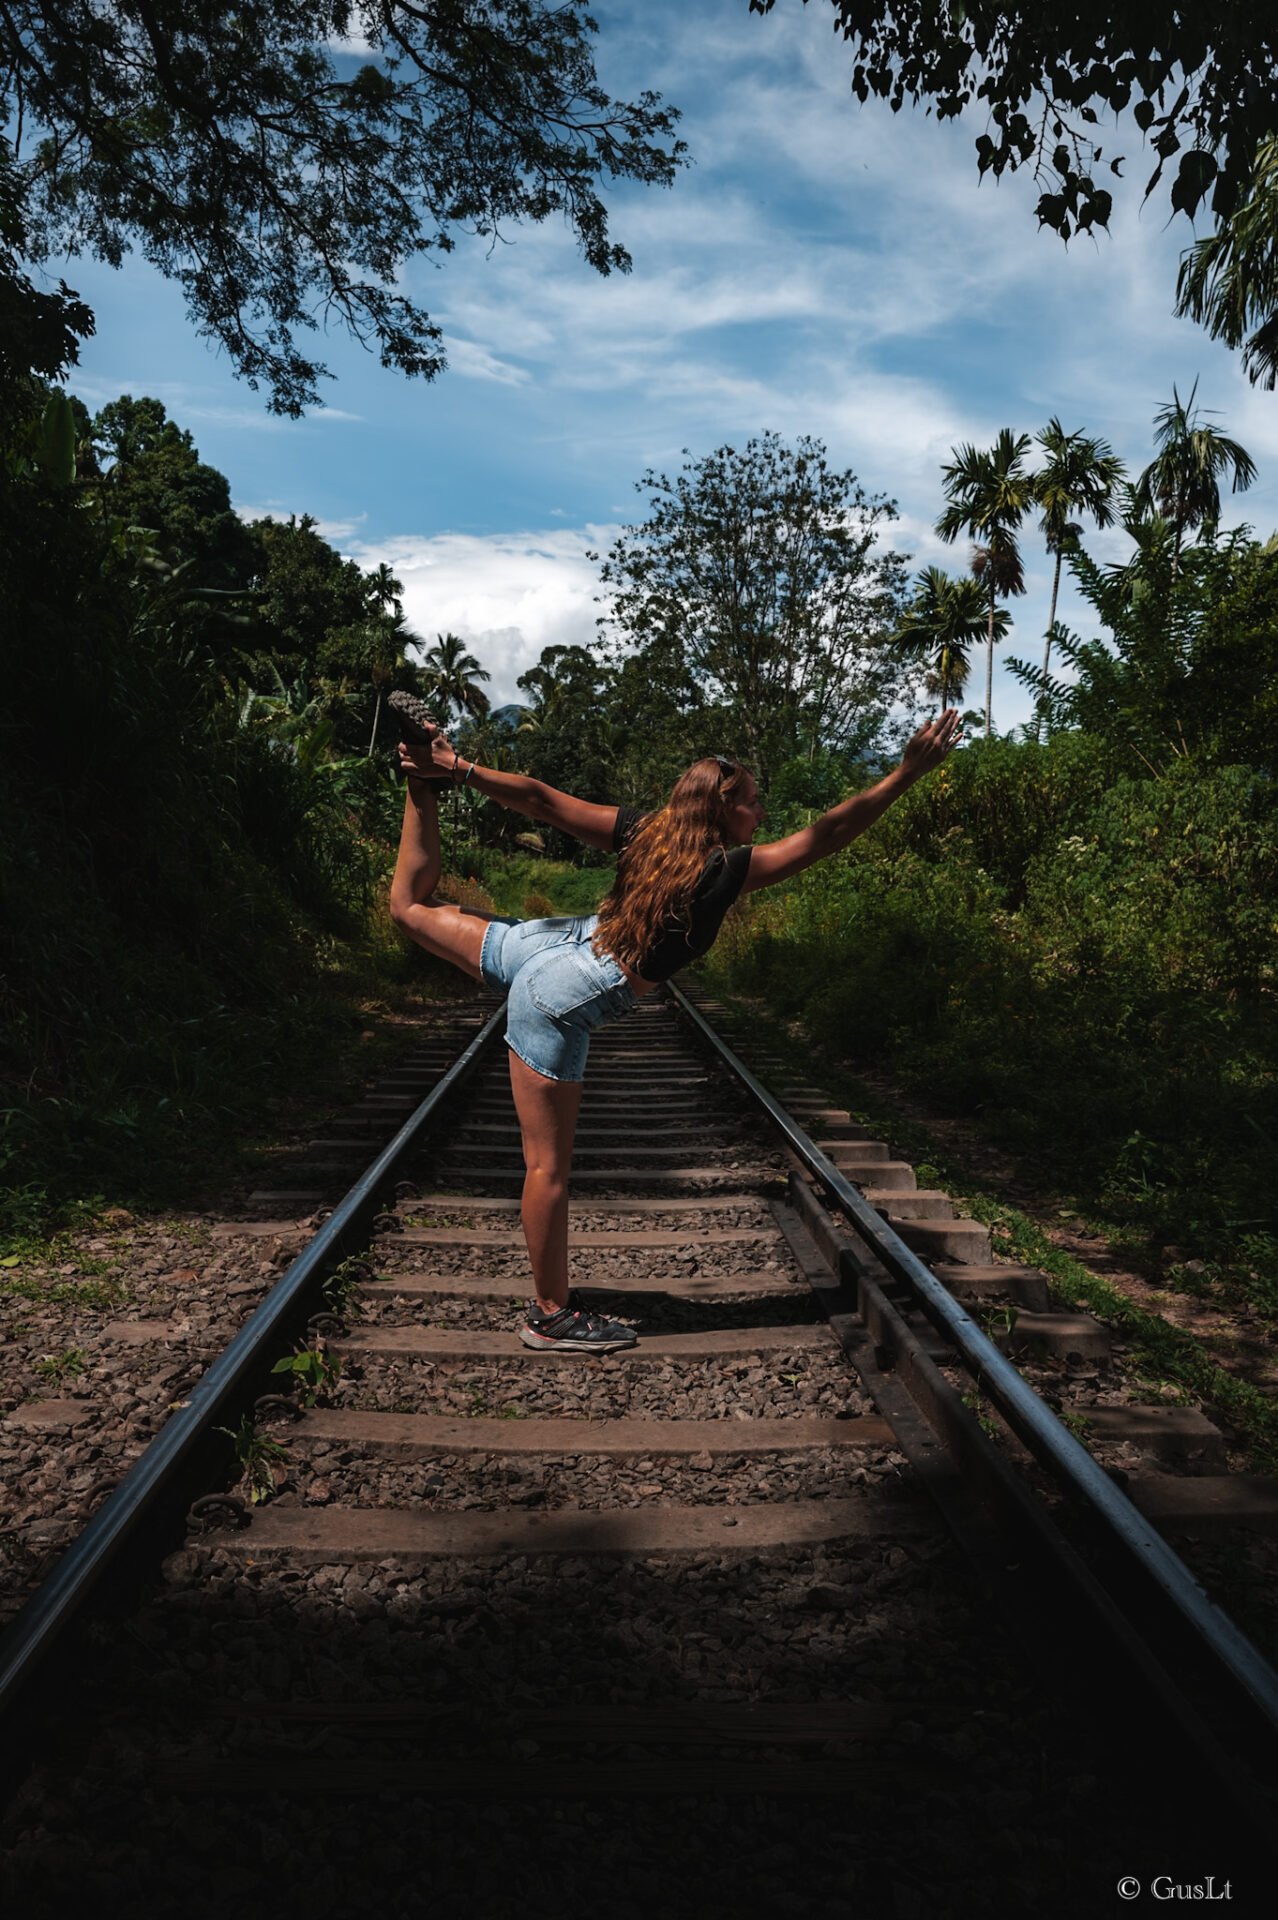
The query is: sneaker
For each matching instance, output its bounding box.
[519,1302,638,1354]
[388,691,453,789]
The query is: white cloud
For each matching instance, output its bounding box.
[233,504,370,545]
[442,336,531,386]
[343,526,620,705]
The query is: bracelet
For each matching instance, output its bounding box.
[462,760,476,788]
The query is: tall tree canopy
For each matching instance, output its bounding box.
[1133,382,1256,575]
[1032,418,1124,723]
[595,433,911,783]
[751,3,1277,240]
[936,429,1033,737]
[890,566,1000,710]
[1,3,684,413]
[91,394,259,590]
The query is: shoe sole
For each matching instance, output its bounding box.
[388,692,454,788]
[519,1327,638,1353]
[387,690,438,744]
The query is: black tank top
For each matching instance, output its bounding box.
[609,806,752,983]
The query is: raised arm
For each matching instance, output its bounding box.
[741,711,961,894]
[397,730,621,851]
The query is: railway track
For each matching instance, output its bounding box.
[1,986,1272,1915]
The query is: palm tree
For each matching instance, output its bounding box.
[936,429,1034,736]
[418,631,492,726]
[367,562,404,619]
[1175,135,1278,392]
[361,564,406,755]
[1133,382,1257,577]
[891,567,1002,708]
[1031,420,1124,736]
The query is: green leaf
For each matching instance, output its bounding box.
[1169,150,1218,218]
[35,393,76,488]
[1133,99,1156,133]
[0,1255,20,1268]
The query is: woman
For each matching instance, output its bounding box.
[388,697,961,1354]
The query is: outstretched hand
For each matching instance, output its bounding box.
[396,723,456,782]
[900,709,962,779]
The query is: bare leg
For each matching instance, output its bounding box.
[508,1050,583,1313]
[389,780,493,977]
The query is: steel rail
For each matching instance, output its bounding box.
[668,980,1278,1745]
[0,1000,507,1735]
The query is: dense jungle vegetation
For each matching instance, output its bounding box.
[5,364,1277,1342]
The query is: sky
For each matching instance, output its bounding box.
[56,0,1278,729]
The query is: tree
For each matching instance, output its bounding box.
[368,563,404,622]
[596,434,911,783]
[241,511,418,752]
[1032,419,1124,732]
[418,632,492,726]
[936,430,1033,737]
[1133,383,1256,577]
[364,563,405,753]
[1176,136,1278,390]
[890,566,1001,708]
[91,394,259,591]
[0,136,93,422]
[511,643,620,844]
[1008,524,1278,772]
[749,3,1278,239]
[2,4,684,414]
[249,514,374,671]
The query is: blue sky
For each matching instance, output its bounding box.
[59,0,1278,727]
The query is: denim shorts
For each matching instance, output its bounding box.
[479,913,639,1082]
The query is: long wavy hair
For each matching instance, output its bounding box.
[593,757,748,973]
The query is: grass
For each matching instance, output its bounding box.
[33,1347,88,1386]
[462,848,612,919]
[1,1274,128,1310]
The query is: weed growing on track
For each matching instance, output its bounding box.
[271,1345,343,1408]
[34,1347,88,1387]
[1,1274,127,1309]
[217,1417,291,1504]
[321,1258,370,1323]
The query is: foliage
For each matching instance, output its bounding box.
[1031,418,1125,724]
[596,433,915,783]
[92,394,260,591]
[936,428,1034,735]
[322,1258,372,1322]
[0,379,433,1232]
[1132,381,1257,568]
[0,137,94,420]
[509,644,623,851]
[419,631,492,726]
[459,848,611,918]
[1009,524,1278,772]
[270,1344,343,1408]
[749,3,1278,237]
[2,2,684,413]
[890,566,1001,708]
[1176,134,1278,390]
[705,732,1278,1298]
[217,1416,290,1504]
[34,1346,87,1386]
